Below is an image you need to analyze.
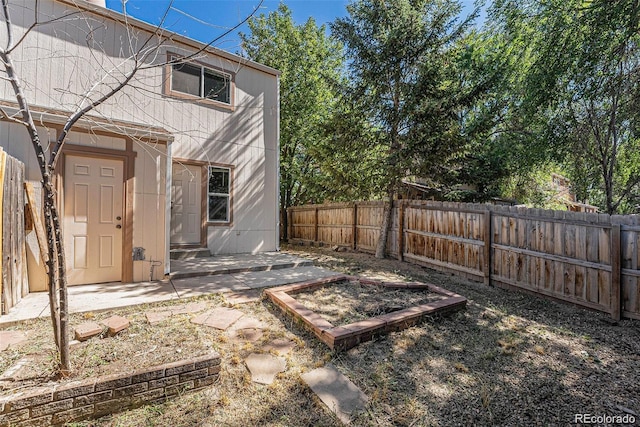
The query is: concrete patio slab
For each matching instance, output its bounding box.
[301,364,368,425]
[191,308,244,330]
[170,252,313,279]
[245,353,286,385]
[170,275,249,297]
[0,253,340,327]
[233,266,339,289]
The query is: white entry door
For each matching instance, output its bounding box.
[170,164,202,244]
[64,155,124,285]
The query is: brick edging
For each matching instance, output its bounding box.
[266,276,467,351]
[0,353,220,426]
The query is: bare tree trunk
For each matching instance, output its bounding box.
[51,200,70,375]
[375,189,394,259]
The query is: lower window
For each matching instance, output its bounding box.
[208,166,230,222]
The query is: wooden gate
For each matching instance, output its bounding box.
[0,147,28,314]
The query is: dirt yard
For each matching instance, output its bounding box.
[1,244,639,426]
[292,279,447,325]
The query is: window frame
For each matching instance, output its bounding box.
[165,53,235,110]
[207,165,233,226]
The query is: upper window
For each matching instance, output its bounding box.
[208,167,231,222]
[171,60,232,105]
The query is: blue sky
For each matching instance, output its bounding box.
[106,0,482,54]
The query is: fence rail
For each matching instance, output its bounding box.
[287,201,640,321]
[0,147,28,314]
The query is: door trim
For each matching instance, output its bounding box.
[58,142,136,283]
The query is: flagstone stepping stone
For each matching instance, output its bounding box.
[146,310,171,325]
[245,353,286,385]
[101,315,130,336]
[169,301,208,315]
[229,328,264,343]
[146,302,208,325]
[224,290,262,305]
[262,339,296,356]
[74,322,103,341]
[301,364,369,425]
[0,357,31,380]
[0,331,27,351]
[228,316,267,331]
[191,307,244,330]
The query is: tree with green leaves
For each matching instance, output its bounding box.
[332,0,476,258]
[240,5,345,237]
[490,0,640,213]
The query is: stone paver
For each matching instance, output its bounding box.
[0,358,30,380]
[0,331,27,351]
[262,339,296,356]
[191,307,244,330]
[223,290,262,305]
[101,315,130,336]
[170,301,208,315]
[245,353,286,385]
[301,364,369,425]
[226,315,267,343]
[74,322,103,341]
[229,328,263,343]
[228,316,267,331]
[146,311,171,325]
[145,302,208,325]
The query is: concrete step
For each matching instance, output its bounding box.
[170,248,211,260]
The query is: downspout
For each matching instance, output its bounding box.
[164,139,173,276]
[276,74,281,251]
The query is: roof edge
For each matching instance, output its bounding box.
[56,0,281,77]
[0,101,174,142]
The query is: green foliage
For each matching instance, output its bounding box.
[331,0,477,194]
[240,4,345,209]
[488,0,640,213]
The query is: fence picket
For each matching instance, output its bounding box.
[287,200,639,320]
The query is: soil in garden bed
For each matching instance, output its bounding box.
[293,280,448,326]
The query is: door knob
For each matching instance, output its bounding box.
[116,224,122,229]
[116,216,122,221]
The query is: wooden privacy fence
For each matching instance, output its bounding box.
[287,201,640,321]
[0,147,28,314]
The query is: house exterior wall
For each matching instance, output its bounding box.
[0,0,279,286]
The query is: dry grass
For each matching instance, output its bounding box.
[1,244,639,426]
[293,280,445,325]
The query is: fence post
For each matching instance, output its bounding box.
[483,208,492,286]
[397,200,405,261]
[287,208,293,242]
[314,206,319,244]
[610,224,621,321]
[352,203,357,250]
